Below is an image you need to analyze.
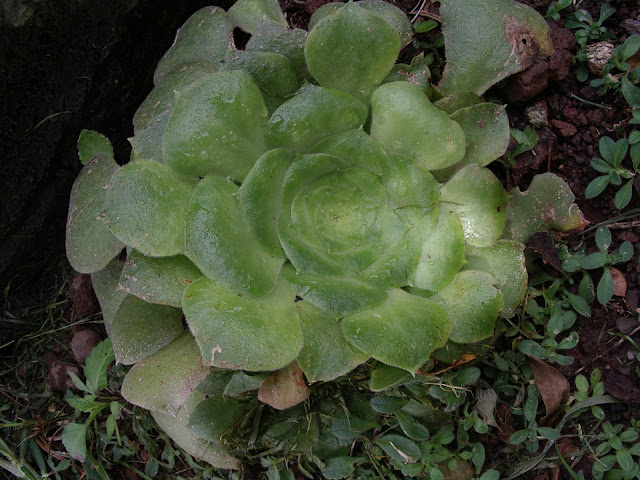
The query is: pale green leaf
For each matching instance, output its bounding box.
[228,0,287,33]
[296,301,368,383]
[110,295,183,365]
[119,251,202,307]
[103,160,194,257]
[182,277,302,371]
[91,260,126,335]
[438,0,553,95]
[151,392,241,469]
[430,270,503,343]
[342,288,451,374]
[305,2,401,101]
[371,81,466,171]
[66,154,124,273]
[121,331,210,416]
[439,165,509,247]
[163,71,268,181]
[187,396,246,442]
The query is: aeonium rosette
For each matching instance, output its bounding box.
[66,0,586,467]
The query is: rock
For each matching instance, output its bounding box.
[501,59,551,103]
[622,18,640,37]
[526,103,548,127]
[71,329,103,364]
[586,42,614,75]
[551,119,577,137]
[69,273,100,320]
[47,363,80,392]
[616,317,638,335]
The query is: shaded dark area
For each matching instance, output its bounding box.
[0,0,234,296]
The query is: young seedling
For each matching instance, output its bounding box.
[585,136,638,210]
[561,226,634,304]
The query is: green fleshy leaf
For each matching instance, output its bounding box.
[375,434,421,463]
[342,288,451,374]
[266,84,368,152]
[281,263,387,318]
[219,50,299,107]
[129,110,171,164]
[188,396,246,442]
[224,372,268,397]
[91,260,127,335]
[362,228,423,288]
[296,301,368,383]
[104,161,193,257]
[384,53,431,94]
[439,165,509,247]
[185,175,283,297]
[153,7,233,85]
[258,361,310,410]
[441,103,510,175]
[182,277,302,371]
[464,240,527,318]
[370,81,466,170]
[163,71,268,181]
[134,62,219,133]
[245,23,311,84]
[151,392,241,469]
[438,0,553,95]
[430,270,503,343]
[309,128,388,173]
[111,295,183,365]
[356,0,413,47]
[236,148,295,259]
[413,208,465,292]
[433,92,483,114]
[119,251,202,307]
[504,173,588,242]
[304,2,401,101]
[122,331,210,416]
[228,0,287,34]
[370,364,412,391]
[66,154,124,273]
[77,130,113,166]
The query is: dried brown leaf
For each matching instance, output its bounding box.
[528,355,569,426]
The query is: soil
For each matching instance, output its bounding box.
[1,0,639,479]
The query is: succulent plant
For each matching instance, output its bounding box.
[66,0,586,468]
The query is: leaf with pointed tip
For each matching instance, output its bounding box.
[182,277,302,371]
[152,392,241,469]
[439,165,509,247]
[342,289,451,374]
[103,160,194,257]
[77,130,113,166]
[305,2,401,101]
[430,270,503,343]
[111,295,183,365]
[296,301,368,383]
[153,7,233,85]
[371,81,466,171]
[228,0,287,34]
[438,0,553,95]
[66,154,124,274]
[91,260,126,335]
[119,251,202,307]
[464,240,526,318]
[504,173,588,242]
[163,71,268,181]
[61,422,88,462]
[122,331,210,416]
[258,362,310,410]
